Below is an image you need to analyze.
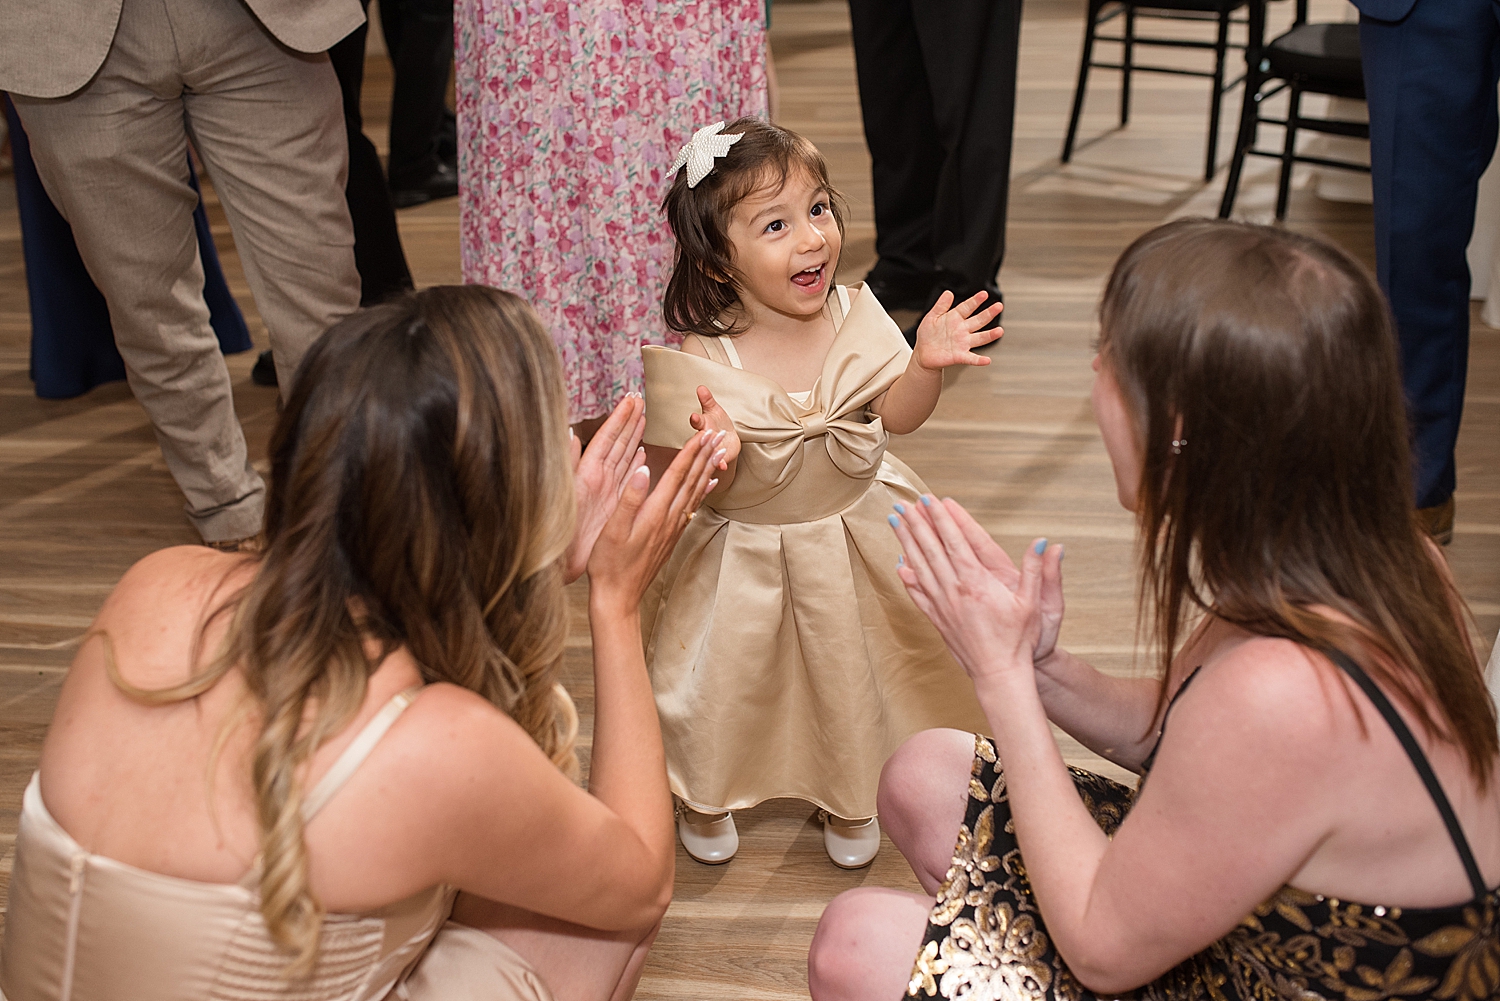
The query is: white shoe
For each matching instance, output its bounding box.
[677,804,738,864]
[822,812,880,869]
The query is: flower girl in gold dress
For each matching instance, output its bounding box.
[642,119,999,868]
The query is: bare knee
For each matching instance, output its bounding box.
[809,887,931,1001]
[878,728,976,854]
[808,889,883,1001]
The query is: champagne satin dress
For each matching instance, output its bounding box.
[0,688,555,1001]
[640,284,988,821]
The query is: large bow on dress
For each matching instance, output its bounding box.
[641,295,910,509]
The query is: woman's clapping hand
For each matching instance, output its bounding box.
[563,394,648,583]
[586,427,721,614]
[890,496,1065,690]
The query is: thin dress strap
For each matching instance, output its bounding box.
[690,332,734,367]
[720,335,745,370]
[834,284,850,329]
[1139,665,1203,775]
[1326,649,1489,900]
[301,685,423,823]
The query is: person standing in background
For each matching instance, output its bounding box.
[848,0,1021,340]
[383,0,459,207]
[251,3,415,390]
[3,0,363,550]
[1353,0,1499,544]
[4,94,255,401]
[455,0,767,428]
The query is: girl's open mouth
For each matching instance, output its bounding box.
[792,266,825,290]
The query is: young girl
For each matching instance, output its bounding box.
[641,118,1001,868]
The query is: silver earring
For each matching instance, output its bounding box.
[1171,438,1187,455]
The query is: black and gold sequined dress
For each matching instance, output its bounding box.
[905,653,1500,1001]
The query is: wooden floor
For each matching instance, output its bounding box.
[1,2,1496,998]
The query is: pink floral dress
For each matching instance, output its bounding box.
[456,1,767,422]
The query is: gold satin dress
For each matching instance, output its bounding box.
[640,284,988,821]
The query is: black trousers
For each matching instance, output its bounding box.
[380,0,455,187]
[848,0,1022,301]
[328,13,414,305]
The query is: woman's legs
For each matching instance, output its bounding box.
[451,893,662,1001]
[808,887,933,1000]
[878,727,978,893]
[807,728,979,1000]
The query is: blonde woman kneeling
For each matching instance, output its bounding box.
[0,287,721,1001]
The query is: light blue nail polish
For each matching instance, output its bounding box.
[920,495,932,507]
[894,503,906,514]
[1034,538,1048,555]
[888,514,900,528]
[897,554,905,567]
[1058,546,1065,562]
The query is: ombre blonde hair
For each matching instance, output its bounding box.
[109,286,579,975]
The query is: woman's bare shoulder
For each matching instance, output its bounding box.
[679,334,711,358]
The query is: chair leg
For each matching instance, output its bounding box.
[1204,9,1231,182]
[1217,68,1262,218]
[1062,0,1103,163]
[1121,4,1136,127]
[1276,84,1300,221]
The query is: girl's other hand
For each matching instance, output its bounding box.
[563,394,647,583]
[913,290,1003,372]
[587,428,720,615]
[687,385,741,472]
[890,496,1056,694]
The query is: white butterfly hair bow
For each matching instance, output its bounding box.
[668,122,744,188]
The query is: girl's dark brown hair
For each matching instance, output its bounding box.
[1099,218,1495,784]
[662,116,846,337]
[109,286,578,973]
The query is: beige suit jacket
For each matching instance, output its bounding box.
[0,0,365,98]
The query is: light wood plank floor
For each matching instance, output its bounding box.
[0,3,1495,998]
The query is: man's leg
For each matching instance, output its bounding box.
[11,0,266,542]
[384,0,456,193]
[848,0,944,309]
[1360,0,1500,513]
[915,0,1022,304]
[172,0,361,392]
[330,11,415,305]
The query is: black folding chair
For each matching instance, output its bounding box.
[1217,0,1367,220]
[1062,0,1250,183]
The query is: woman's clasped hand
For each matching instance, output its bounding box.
[890,496,1064,695]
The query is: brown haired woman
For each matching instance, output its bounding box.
[0,287,721,1001]
[807,220,1500,1000]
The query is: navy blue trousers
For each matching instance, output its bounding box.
[4,94,251,400]
[1360,0,1500,508]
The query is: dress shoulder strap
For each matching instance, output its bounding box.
[1139,665,1203,775]
[1327,649,1488,900]
[834,284,850,328]
[688,332,737,368]
[301,685,423,824]
[718,335,744,369]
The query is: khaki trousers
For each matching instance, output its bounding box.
[13,0,360,542]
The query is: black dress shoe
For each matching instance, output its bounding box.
[251,349,278,387]
[390,160,459,209]
[864,271,939,313]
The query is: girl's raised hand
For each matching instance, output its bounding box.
[587,427,721,615]
[687,385,740,472]
[890,496,1056,694]
[563,393,647,583]
[913,290,1004,371]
